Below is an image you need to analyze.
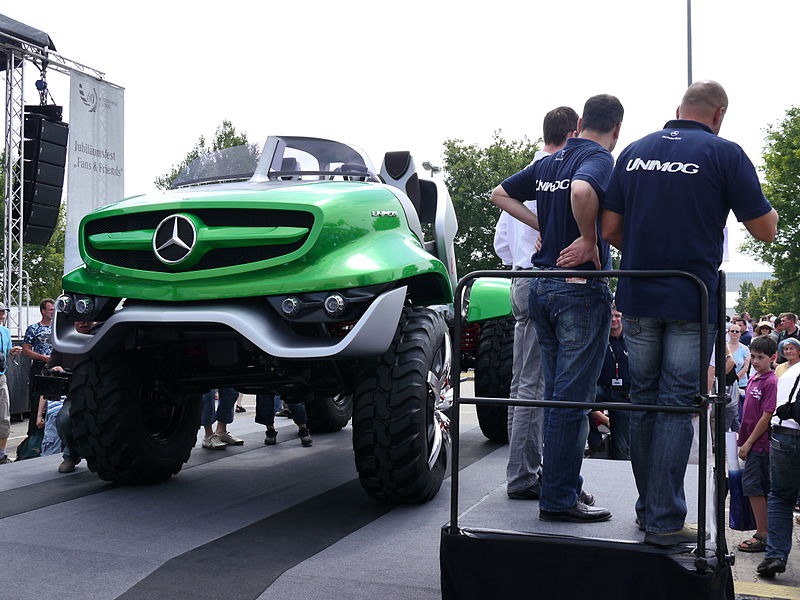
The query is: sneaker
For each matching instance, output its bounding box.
[217,431,245,446]
[58,458,80,473]
[235,406,246,413]
[644,523,708,547]
[0,455,9,465]
[298,426,312,447]
[277,408,292,418]
[202,434,227,450]
[264,428,278,446]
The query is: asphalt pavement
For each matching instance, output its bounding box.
[2,388,799,600]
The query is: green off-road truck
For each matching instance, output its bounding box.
[53,136,458,503]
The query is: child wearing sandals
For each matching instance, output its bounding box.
[737,335,778,553]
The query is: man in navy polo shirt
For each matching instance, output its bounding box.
[492,94,624,523]
[602,80,778,547]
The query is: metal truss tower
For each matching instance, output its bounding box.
[1,29,108,337]
[2,44,27,336]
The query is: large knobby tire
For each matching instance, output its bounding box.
[306,394,353,433]
[353,307,449,504]
[474,316,514,443]
[68,353,202,484]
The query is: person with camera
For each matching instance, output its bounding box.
[35,321,94,473]
[0,303,23,465]
[757,354,800,578]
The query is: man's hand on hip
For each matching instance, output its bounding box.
[556,236,600,269]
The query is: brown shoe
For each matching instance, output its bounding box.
[58,458,80,473]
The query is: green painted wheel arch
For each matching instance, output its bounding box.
[466,277,512,323]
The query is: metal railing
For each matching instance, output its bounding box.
[448,268,730,572]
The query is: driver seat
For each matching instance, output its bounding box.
[279,157,301,180]
[380,151,422,217]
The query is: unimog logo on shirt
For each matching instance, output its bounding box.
[536,179,571,192]
[625,158,700,174]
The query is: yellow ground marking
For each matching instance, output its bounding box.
[736,580,800,599]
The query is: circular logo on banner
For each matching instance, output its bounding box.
[153,215,197,265]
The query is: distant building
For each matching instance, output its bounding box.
[724,271,773,315]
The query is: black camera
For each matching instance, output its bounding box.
[33,372,71,399]
[775,400,800,423]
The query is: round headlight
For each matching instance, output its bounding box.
[281,296,301,316]
[75,297,94,315]
[55,295,72,314]
[323,293,346,317]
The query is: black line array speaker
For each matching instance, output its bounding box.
[23,105,68,246]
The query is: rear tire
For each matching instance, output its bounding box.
[353,307,449,504]
[306,394,353,433]
[69,352,202,484]
[474,316,514,443]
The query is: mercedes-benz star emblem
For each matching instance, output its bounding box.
[153,215,197,264]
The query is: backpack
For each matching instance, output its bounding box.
[14,430,44,461]
[776,372,800,424]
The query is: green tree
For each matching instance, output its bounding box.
[154,120,249,189]
[742,106,800,312]
[443,132,540,275]
[734,278,791,318]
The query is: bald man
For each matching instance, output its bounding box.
[601,81,778,547]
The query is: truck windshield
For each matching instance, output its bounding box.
[252,136,379,182]
[170,143,262,188]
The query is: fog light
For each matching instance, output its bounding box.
[323,293,346,317]
[75,297,94,315]
[55,295,72,314]
[281,296,301,316]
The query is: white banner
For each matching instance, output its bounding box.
[65,73,124,273]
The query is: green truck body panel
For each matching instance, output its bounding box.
[63,180,452,303]
[466,277,512,322]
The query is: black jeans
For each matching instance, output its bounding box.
[26,360,46,435]
[254,394,307,427]
[55,398,80,461]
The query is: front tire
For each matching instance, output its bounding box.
[353,307,450,504]
[474,316,514,443]
[69,352,202,484]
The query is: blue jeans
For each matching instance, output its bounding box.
[766,427,800,561]
[624,316,715,533]
[201,388,238,426]
[529,276,612,511]
[595,386,631,460]
[40,399,64,456]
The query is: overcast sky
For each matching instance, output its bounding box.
[6,0,798,273]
